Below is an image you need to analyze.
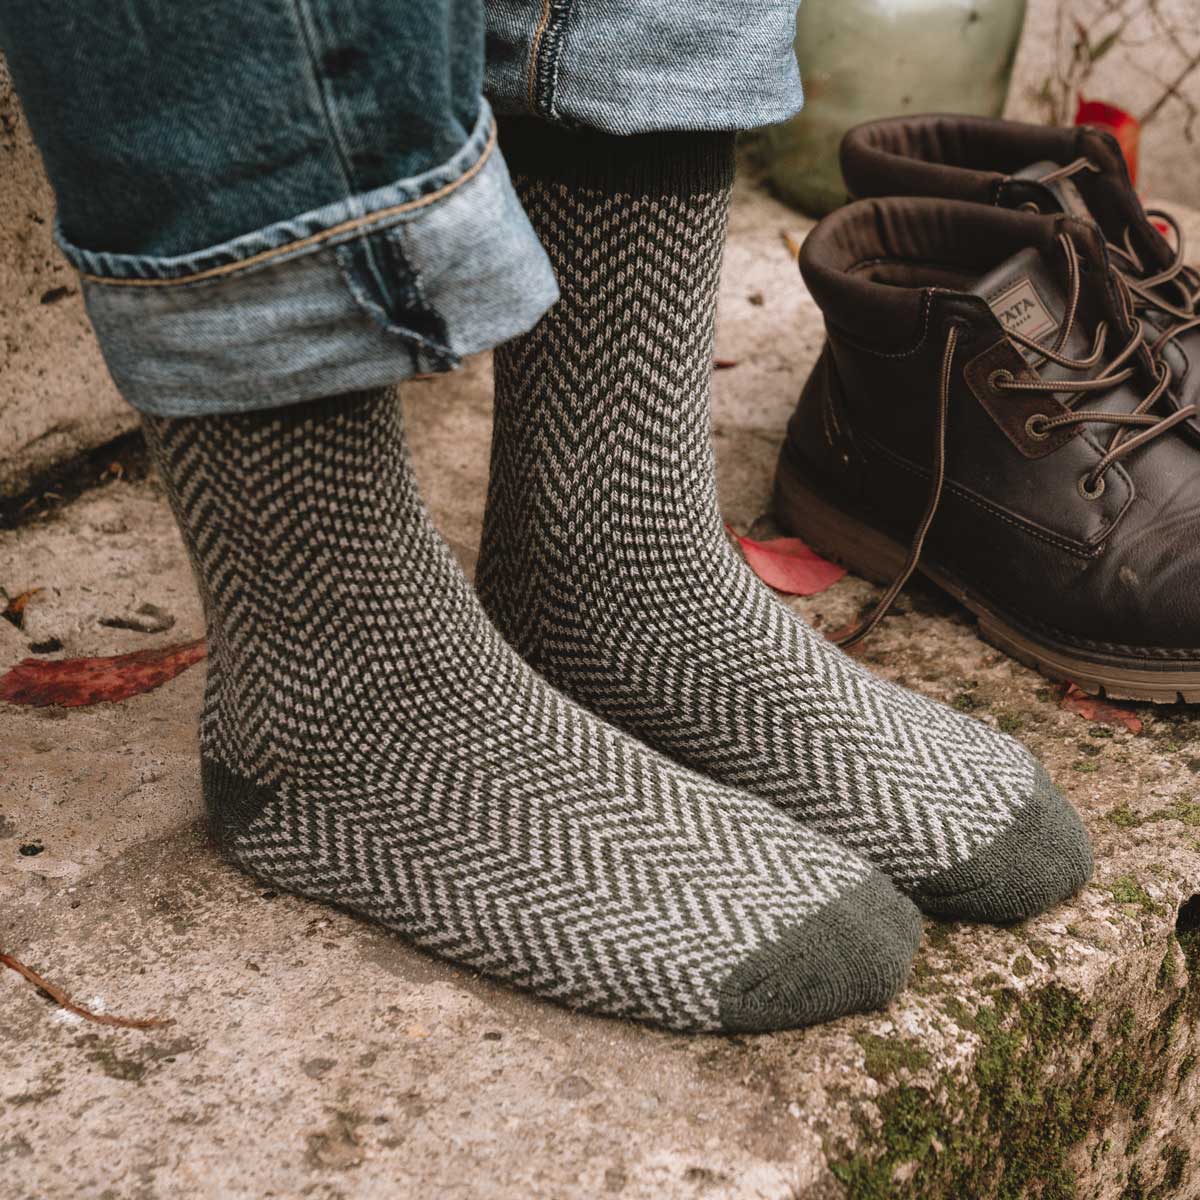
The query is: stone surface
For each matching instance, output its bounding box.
[2,175,1200,1200]
[0,62,135,501]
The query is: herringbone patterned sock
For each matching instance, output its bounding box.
[143,389,921,1031]
[480,126,1093,924]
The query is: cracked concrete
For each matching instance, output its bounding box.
[3,174,1200,1199]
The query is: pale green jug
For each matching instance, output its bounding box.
[765,0,1027,215]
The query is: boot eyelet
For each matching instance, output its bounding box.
[1025,414,1052,441]
[1018,201,1042,214]
[989,369,1014,391]
[1078,473,1106,501]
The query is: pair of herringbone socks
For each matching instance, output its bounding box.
[144,126,1091,1033]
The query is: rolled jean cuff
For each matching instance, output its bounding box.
[484,1,803,134]
[55,102,560,418]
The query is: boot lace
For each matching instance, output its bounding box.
[837,231,1198,648]
[1026,157,1200,359]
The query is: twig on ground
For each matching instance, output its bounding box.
[1,950,172,1030]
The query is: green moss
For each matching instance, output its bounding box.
[953,691,982,713]
[1126,1125,1148,1156]
[827,942,1200,1200]
[996,711,1024,734]
[1112,800,1200,830]
[1156,801,1200,828]
[1159,1145,1189,1194]
[1112,1007,1137,1038]
[1107,805,1145,829]
[1177,1052,1197,1087]
[855,1034,933,1081]
[1027,939,1057,965]
[1110,876,1160,914]
[1157,948,1178,992]
[1122,1164,1147,1200]
[1011,955,1033,979]
[941,996,977,1030]
[1073,760,1102,773]
[926,923,954,951]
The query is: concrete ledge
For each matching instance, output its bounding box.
[0,66,135,501]
[2,164,1199,1200]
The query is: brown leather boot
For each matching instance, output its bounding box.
[839,113,1200,436]
[774,196,1200,702]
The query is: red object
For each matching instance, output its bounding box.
[0,637,207,708]
[1059,682,1143,735]
[1075,98,1140,185]
[730,529,847,595]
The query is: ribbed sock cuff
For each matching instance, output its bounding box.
[497,117,735,197]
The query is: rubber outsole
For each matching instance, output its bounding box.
[773,447,1200,705]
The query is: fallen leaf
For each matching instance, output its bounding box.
[0,950,171,1029]
[0,637,206,708]
[782,231,804,260]
[713,358,739,370]
[1076,98,1139,184]
[2,588,42,628]
[729,528,846,595]
[1059,683,1143,735]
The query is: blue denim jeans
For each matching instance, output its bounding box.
[0,0,803,417]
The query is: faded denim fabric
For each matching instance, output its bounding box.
[60,108,558,417]
[0,0,558,416]
[485,0,804,133]
[1,0,801,417]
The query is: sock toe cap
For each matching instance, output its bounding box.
[914,765,1094,924]
[716,871,921,1033]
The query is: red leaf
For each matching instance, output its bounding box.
[1075,98,1140,185]
[0,637,206,708]
[730,529,847,595]
[1059,683,1143,735]
[713,358,739,370]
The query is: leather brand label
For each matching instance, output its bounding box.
[987,276,1058,344]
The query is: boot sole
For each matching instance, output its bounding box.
[774,446,1200,705]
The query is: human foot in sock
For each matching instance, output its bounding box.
[144,388,921,1032]
[478,126,1092,925]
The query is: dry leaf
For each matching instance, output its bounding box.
[713,358,739,370]
[0,637,206,708]
[2,588,42,628]
[1059,683,1143,735]
[730,529,846,595]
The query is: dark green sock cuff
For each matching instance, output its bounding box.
[497,117,735,198]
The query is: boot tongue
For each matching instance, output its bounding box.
[970,246,1086,368]
[969,243,1146,417]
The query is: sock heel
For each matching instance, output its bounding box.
[200,757,273,852]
